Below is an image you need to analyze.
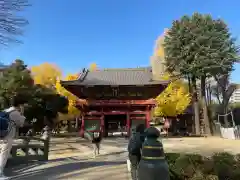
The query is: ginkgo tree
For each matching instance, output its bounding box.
[31,62,62,89]
[153,30,191,117]
[154,73,191,117]
[55,73,81,120]
[89,62,98,71]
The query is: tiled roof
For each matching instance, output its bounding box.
[61,67,169,86]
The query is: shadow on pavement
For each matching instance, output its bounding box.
[50,139,89,145]
[5,158,125,180]
[99,150,126,158]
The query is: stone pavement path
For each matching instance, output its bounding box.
[5,136,240,179]
[6,154,130,180]
[6,137,130,180]
[48,137,127,159]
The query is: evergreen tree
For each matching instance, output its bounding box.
[164,13,239,134]
[0,60,68,132]
[0,59,34,108]
[24,84,68,131]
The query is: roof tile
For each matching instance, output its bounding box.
[61,67,168,86]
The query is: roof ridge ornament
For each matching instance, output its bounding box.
[78,68,89,82]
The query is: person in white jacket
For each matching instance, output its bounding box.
[0,96,26,180]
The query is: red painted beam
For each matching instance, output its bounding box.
[89,99,156,106]
[104,111,127,115]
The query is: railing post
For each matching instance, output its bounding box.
[22,128,34,158]
[23,129,33,145]
[41,126,51,160]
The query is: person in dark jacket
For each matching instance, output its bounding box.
[92,131,102,158]
[127,124,145,180]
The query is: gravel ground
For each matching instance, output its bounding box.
[162,137,240,155]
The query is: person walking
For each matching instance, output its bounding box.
[175,117,181,136]
[0,96,26,180]
[92,130,102,158]
[163,118,170,137]
[127,124,145,180]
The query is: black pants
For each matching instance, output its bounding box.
[129,154,141,180]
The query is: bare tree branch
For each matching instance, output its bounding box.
[212,74,237,111]
[0,0,29,46]
[211,85,221,104]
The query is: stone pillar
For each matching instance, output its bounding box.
[22,128,33,146]
[42,125,51,160]
[41,125,50,141]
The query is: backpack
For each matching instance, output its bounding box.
[128,134,141,155]
[93,132,100,138]
[0,111,12,138]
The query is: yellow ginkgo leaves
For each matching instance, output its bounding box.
[155,73,191,117]
[55,74,81,120]
[31,63,62,89]
[89,63,98,71]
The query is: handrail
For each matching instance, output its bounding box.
[7,126,51,167]
[15,136,47,142]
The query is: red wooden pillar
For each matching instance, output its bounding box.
[80,115,85,137]
[126,112,130,136]
[101,107,106,136]
[146,106,151,128]
[101,115,104,134]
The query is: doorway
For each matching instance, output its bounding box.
[104,114,127,137]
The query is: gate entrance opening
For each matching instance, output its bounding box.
[104,114,127,137]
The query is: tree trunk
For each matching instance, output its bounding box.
[206,84,211,105]
[223,110,229,128]
[222,99,230,128]
[209,84,212,104]
[191,77,200,135]
[188,75,195,134]
[200,76,211,135]
[187,75,191,92]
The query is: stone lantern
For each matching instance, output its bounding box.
[137,127,170,180]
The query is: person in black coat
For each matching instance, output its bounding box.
[127,124,145,180]
[92,131,102,158]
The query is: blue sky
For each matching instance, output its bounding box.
[1,0,240,82]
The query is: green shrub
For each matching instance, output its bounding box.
[165,152,240,180]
